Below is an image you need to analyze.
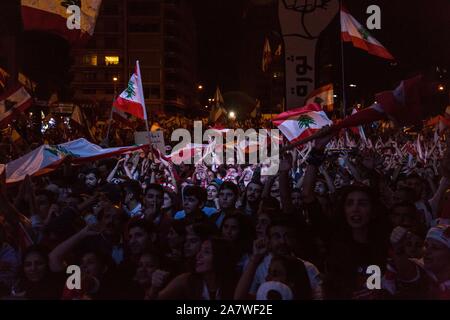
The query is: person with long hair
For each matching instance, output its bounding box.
[11,246,65,300]
[324,186,390,299]
[220,212,254,273]
[148,237,238,300]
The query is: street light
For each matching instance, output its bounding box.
[438,84,445,92]
[349,84,357,88]
[229,111,236,120]
[198,84,204,90]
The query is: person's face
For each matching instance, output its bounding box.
[167,227,184,249]
[184,226,202,258]
[270,179,280,200]
[206,186,218,201]
[246,183,262,203]
[63,196,79,209]
[81,253,105,279]
[256,214,271,239]
[392,189,411,205]
[334,174,345,189]
[183,195,202,215]
[162,192,172,210]
[404,233,423,259]
[222,217,240,242]
[36,194,50,216]
[219,188,237,210]
[266,259,288,284]
[269,226,295,256]
[144,189,164,212]
[423,239,450,274]
[389,206,416,229]
[195,240,213,274]
[135,254,159,287]
[85,173,98,188]
[405,178,423,201]
[291,192,302,209]
[100,207,122,236]
[344,191,372,229]
[314,181,327,196]
[128,226,149,256]
[207,171,215,181]
[24,252,47,283]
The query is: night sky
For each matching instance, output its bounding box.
[194,0,450,102]
[2,0,449,106]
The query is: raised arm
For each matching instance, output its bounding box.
[107,158,125,183]
[234,239,267,300]
[48,224,100,272]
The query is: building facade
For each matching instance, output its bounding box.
[71,0,197,117]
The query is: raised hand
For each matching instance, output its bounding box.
[151,270,171,289]
[279,0,339,39]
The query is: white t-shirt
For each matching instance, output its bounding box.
[247,254,324,300]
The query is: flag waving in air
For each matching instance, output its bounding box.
[262,37,272,72]
[273,103,333,143]
[306,84,334,112]
[21,0,102,46]
[0,85,33,128]
[341,6,394,60]
[113,61,148,120]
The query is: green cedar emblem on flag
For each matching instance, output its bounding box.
[358,27,370,41]
[297,114,315,129]
[125,80,136,99]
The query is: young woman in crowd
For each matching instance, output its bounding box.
[148,237,238,300]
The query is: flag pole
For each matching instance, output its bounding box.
[105,77,118,146]
[339,0,348,118]
[135,60,151,146]
[105,96,115,145]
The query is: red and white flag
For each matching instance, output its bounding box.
[5,138,144,184]
[21,0,102,45]
[112,106,134,127]
[0,85,33,128]
[168,143,207,165]
[306,84,334,112]
[272,103,333,143]
[113,61,148,120]
[341,7,394,60]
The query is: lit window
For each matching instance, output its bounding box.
[83,54,98,66]
[105,56,120,66]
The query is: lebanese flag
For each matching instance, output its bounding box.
[21,0,102,46]
[341,7,394,60]
[112,106,134,127]
[0,85,33,128]
[71,105,95,141]
[272,103,333,143]
[168,143,207,165]
[113,61,147,120]
[5,138,145,184]
[306,84,334,112]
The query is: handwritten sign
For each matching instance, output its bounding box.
[134,131,165,154]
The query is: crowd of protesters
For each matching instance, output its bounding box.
[0,110,449,300]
